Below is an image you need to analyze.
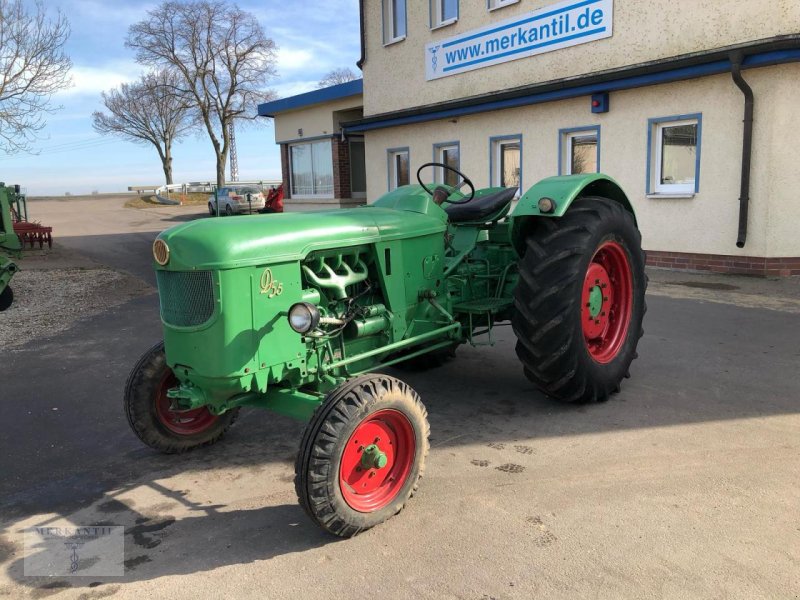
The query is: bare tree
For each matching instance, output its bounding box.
[0,0,71,153]
[92,71,195,185]
[317,67,359,89]
[126,1,276,189]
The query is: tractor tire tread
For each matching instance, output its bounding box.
[295,374,429,538]
[512,197,647,403]
[0,286,13,311]
[124,341,239,454]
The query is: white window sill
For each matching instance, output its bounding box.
[291,195,335,201]
[431,18,457,31]
[647,193,696,199]
[489,0,520,11]
[383,35,406,47]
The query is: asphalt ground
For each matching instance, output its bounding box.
[0,196,798,599]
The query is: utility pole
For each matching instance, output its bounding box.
[228,121,239,182]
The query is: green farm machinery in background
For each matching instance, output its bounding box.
[126,163,647,537]
[0,183,23,311]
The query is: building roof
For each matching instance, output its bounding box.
[257,79,363,118]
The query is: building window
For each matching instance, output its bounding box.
[289,139,333,198]
[559,126,600,175]
[490,135,522,195]
[387,147,410,191]
[431,0,458,28]
[383,0,407,44]
[433,142,460,186]
[648,114,701,195]
[487,0,519,10]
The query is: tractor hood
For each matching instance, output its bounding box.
[156,206,447,270]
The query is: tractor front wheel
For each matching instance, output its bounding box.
[0,286,13,311]
[124,341,239,453]
[295,374,429,537]
[512,197,646,402]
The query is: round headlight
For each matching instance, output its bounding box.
[153,239,170,265]
[288,302,320,334]
[537,197,556,214]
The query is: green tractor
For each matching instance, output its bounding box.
[126,164,646,537]
[0,183,23,311]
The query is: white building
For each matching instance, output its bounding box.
[259,0,800,276]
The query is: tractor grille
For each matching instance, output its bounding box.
[156,270,216,327]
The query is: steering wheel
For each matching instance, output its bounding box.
[416,162,475,205]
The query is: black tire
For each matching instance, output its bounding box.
[0,286,12,311]
[512,197,646,403]
[124,341,239,454]
[295,374,430,538]
[208,202,215,216]
[225,204,234,216]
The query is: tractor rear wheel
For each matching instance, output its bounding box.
[124,341,239,453]
[512,197,646,403]
[0,286,12,311]
[295,374,429,537]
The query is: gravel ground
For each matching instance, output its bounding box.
[0,266,153,349]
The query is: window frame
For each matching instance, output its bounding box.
[386,147,410,191]
[432,141,461,185]
[558,125,601,176]
[489,134,523,196]
[382,0,407,45]
[349,138,367,199]
[430,0,458,30]
[646,113,702,196]
[288,138,334,200]
[487,0,519,11]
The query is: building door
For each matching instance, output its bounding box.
[349,140,366,198]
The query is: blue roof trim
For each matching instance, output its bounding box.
[344,49,800,133]
[258,79,363,117]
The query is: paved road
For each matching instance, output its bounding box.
[28,195,205,285]
[1,197,798,599]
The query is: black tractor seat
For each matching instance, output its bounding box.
[445,187,518,223]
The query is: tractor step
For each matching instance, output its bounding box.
[453,297,513,314]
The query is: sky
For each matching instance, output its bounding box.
[1,0,361,196]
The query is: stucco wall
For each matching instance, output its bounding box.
[274,96,363,143]
[362,0,800,115]
[363,63,799,258]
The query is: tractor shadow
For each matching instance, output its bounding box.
[4,496,333,593]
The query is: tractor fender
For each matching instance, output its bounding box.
[508,173,636,256]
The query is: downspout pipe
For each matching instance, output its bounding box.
[356,0,366,70]
[730,52,753,248]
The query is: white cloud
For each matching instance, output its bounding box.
[59,62,140,97]
[272,80,318,99]
[276,47,315,72]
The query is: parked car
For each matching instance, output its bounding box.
[208,186,267,216]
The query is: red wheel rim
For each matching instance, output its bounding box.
[154,371,219,435]
[581,240,633,364]
[339,409,416,513]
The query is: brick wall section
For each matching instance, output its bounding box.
[332,138,351,199]
[280,143,291,199]
[646,250,800,277]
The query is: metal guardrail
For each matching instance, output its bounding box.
[155,180,283,197]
